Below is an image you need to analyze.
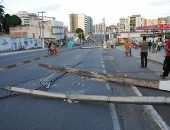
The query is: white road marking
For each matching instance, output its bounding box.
[102,47,169,130]
[100,49,121,130]
[132,86,170,130]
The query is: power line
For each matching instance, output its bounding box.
[3,7,16,14]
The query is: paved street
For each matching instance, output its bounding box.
[0,42,170,130]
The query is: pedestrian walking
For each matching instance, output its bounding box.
[125,39,130,56]
[140,36,148,68]
[157,40,162,51]
[152,41,157,53]
[148,40,152,51]
[160,39,170,79]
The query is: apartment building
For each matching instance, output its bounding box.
[15,11,33,25]
[106,24,117,39]
[93,23,105,34]
[10,13,39,38]
[118,18,125,32]
[69,13,93,34]
[118,15,144,32]
[117,15,170,33]
[118,17,130,32]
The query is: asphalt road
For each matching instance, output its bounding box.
[0,39,170,130]
[102,47,170,130]
[0,47,114,130]
[0,49,48,68]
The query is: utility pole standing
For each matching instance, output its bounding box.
[38,11,46,48]
[38,13,41,44]
[103,18,106,48]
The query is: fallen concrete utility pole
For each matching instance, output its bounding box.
[39,64,170,92]
[3,86,170,104]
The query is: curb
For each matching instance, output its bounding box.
[0,48,47,57]
[0,46,83,72]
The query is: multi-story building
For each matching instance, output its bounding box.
[118,18,125,32]
[69,14,78,33]
[125,17,130,32]
[117,15,170,33]
[15,11,32,25]
[93,23,105,34]
[88,17,93,34]
[106,24,117,39]
[118,17,130,32]
[69,13,93,34]
[43,19,64,40]
[157,16,170,24]
[130,14,143,32]
[10,11,64,41]
[167,16,170,24]
[136,16,144,27]
[10,14,39,38]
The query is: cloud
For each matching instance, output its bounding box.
[147,0,170,6]
[29,4,61,13]
[3,0,170,26]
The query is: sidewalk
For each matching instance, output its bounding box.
[0,48,47,57]
[116,46,165,64]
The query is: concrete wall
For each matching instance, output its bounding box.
[0,37,42,52]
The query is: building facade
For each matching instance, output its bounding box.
[69,13,93,34]
[118,17,130,32]
[15,11,35,25]
[106,24,118,39]
[117,15,170,33]
[10,11,64,41]
[93,23,105,34]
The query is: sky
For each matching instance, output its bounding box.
[1,0,170,26]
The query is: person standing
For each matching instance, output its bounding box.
[47,40,52,55]
[125,39,130,56]
[160,39,170,79]
[148,40,152,52]
[140,36,148,68]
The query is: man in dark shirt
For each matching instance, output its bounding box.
[48,41,52,55]
[148,40,152,51]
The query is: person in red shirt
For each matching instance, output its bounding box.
[160,39,170,79]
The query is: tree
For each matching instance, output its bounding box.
[76,28,85,44]
[10,15,22,27]
[0,5,4,32]
[0,5,21,34]
[3,14,11,34]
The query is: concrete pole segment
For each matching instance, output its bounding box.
[39,64,170,92]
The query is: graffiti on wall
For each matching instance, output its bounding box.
[0,37,42,51]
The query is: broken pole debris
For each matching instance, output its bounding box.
[39,64,170,92]
[3,86,170,105]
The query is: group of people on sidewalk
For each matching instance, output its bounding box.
[148,39,164,53]
[124,37,170,79]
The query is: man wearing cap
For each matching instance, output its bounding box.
[160,39,170,79]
